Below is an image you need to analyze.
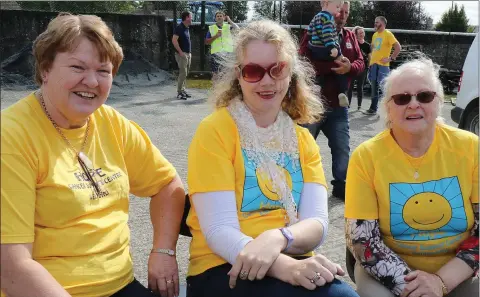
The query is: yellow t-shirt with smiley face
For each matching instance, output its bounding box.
[345,124,478,273]
[186,107,327,276]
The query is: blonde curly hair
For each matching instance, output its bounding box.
[211,20,323,124]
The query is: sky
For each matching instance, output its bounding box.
[423,1,478,25]
[247,1,479,26]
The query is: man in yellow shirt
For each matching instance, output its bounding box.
[363,16,401,115]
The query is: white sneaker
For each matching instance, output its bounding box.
[338,93,349,107]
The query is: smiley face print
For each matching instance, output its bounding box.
[402,193,452,231]
[241,149,303,212]
[390,176,468,241]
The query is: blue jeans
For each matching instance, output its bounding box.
[187,263,359,297]
[368,64,390,112]
[301,107,350,192]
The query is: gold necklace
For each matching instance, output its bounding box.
[402,150,427,180]
[38,92,105,198]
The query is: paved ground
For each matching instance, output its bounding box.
[1,81,457,293]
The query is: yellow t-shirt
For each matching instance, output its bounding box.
[345,124,478,273]
[370,29,398,67]
[186,108,327,276]
[1,93,177,297]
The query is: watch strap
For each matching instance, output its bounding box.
[280,227,294,252]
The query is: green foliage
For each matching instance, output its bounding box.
[283,1,319,25]
[17,1,139,13]
[281,0,432,30]
[360,1,433,30]
[231,1,248,22]
[435,3,469,32]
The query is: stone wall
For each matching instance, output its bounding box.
[1,10,476,83]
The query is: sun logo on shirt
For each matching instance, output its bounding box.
[373,37,383,51]
[241,149,303,212]
[389,176,468,241]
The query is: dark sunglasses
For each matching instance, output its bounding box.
[237,62,289,83]
[391,91,436,106]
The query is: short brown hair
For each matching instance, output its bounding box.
[33,12,123,85]
[376,16,387,25]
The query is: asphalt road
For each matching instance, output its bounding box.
[1,81,458,294]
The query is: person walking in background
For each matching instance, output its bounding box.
[205,11,239,80]
[347,26,371,110]
[363,16,401,115]
[307,0,349,107]
[172,11,193,100]
[300,1,364,200]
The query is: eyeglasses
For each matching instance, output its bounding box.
[237,62,289,83]
[391,91,436,106]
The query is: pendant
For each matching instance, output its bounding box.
[78,152,93,169]
[414,171,419,180]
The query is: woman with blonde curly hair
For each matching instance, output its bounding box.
[185,20,359,297]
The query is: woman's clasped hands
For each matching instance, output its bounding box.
[227,229,344,290]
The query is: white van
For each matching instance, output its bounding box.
[451,33,479,135]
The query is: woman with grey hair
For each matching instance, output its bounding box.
[345,57,478,297]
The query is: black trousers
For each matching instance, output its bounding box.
[347,68,368,108]
[186,263,359,297]
[111,278,157,297]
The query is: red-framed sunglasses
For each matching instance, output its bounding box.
[391,91,436,106]
[237,62,289,83]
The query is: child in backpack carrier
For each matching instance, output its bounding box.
[307,0,349,107]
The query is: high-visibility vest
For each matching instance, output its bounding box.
[209,23,233,54]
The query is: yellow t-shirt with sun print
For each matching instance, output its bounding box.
[345,124,478,273]
[370,29,398,66]
[187,107,327,277]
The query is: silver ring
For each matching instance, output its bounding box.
[240,270,248,279]
[311,272,321,283]
[166,280,173,284]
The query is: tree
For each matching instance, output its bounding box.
[281,1,432,30]
[231,1,248,22]
[361,1,433,30]
[253,1,286,23]
[283,1,320,25]
[17,1,139,13]
[435,3,469,32]
[347,1,365,27]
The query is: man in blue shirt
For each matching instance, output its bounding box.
[172,11,192,100]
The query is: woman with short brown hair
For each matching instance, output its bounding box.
[1,13,185,297]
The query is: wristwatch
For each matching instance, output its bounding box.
[279,227,294,252]
[151,248,175,256]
